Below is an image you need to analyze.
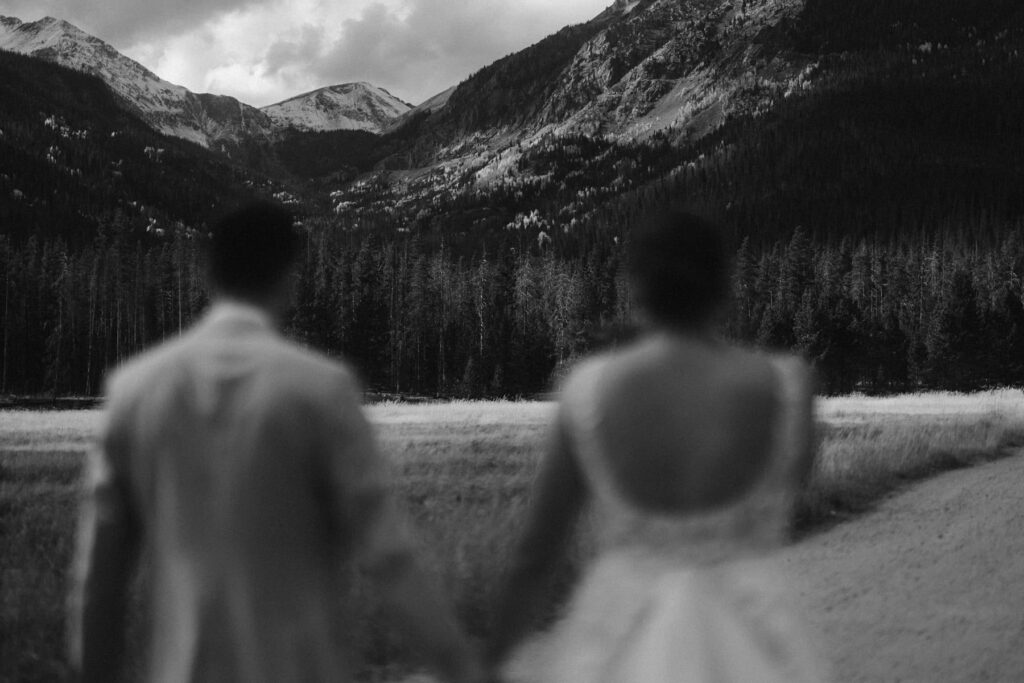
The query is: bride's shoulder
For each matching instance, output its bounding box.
[722,346,812,385]
[558,352,615,402]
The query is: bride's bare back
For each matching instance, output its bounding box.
[578,333,783,514]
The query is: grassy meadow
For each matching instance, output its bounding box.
[2,393,1023,681]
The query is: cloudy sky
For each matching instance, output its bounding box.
[4,0,611,107]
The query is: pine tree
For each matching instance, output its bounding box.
[925,270,982,390]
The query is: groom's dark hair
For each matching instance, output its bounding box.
[208,200,302,298]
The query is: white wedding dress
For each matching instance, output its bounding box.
[503,355,829,683]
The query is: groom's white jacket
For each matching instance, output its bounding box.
[69,301,411,683]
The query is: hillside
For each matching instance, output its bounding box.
[314,0,1024,247]
[0,16,280,151]
[0,49,301,246]
[0,16,412,152]
[293,0,811,175]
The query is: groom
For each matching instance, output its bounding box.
[68,201,481,682]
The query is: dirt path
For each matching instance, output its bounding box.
[784,452,1024,682]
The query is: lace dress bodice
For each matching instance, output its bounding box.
[563,353,809,567]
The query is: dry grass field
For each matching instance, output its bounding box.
[1,393,1022,681]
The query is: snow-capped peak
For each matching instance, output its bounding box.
[0,14,250,147]
[261,82,413,133]
[0,15,122,70]
[1,15,414,142]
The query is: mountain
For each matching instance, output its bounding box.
[293,0,814,218]
[0,15,280,151]
[312,0,1024,248]
[280,0,816,187]
[0,48,295,246]
[6,1,1024,237]
[368,0,811,167]
[1,4,805,171]
[0,16,411,153]
[261,82,411,133]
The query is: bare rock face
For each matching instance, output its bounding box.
[572,0,809,137]
[537,0,811,137]
[392,0,809,164]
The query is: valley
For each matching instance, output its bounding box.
[1,0,1023,397]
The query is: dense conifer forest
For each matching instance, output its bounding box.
[2,0,1024,397]
[5,218,1024,397]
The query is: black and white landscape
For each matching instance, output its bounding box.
[2,0,1024,397]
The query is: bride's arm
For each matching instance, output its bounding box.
[485,404,587,668]
[792,360,819,488]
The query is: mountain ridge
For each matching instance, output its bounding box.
[0,48,294,246]
[0,15,412,148]
[5,0,1024,229]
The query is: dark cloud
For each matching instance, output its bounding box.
[307,0,602,104]
[24,0,258,44]
[264,24,325,77]
[3,0,608,107]
[317,3,434,85]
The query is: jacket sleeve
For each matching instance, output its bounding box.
[67,375,142,682]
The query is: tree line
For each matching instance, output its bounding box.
[3,219,1023,397]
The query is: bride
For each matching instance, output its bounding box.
[485,209,829,683]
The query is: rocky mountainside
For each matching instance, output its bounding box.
[0,3,808,170]
[0,16,412,154]
[0,15,280,152]
[305,0,1024,248]
[4,0,1024,237]
[379,0,809,166]
[0,48,298,246]
[269,0,810,178]
[261,82,411,133]
[295,0,817,220]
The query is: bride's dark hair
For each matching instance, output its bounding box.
[627,208,731,328]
